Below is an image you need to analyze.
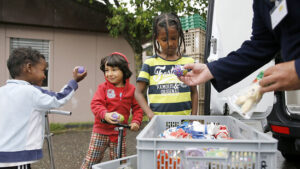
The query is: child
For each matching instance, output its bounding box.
[0,47,87,168]
[135,12,198,119]
[81,52,143,169]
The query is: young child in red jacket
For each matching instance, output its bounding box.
[81,52,143,169]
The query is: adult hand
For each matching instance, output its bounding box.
[178,63,214,86]
[73,66,87,82]
[259,60,300,93]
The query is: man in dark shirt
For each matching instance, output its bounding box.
[180,0,300,94]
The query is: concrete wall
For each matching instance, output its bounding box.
[0,24,6,85]
[0,24,136,123]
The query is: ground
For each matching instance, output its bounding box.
[32,123,146,169]
[31,122,300,169]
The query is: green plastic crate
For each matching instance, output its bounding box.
[180,14,206,30]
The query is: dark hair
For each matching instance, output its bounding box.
[100,53,132,84]
[152,12,186,57]
[7,47,45,78]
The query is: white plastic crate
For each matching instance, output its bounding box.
[92,155,137,169]
[198,99,205,115]
[190,53,205,63]
[136,115,277,169]
[184,28,206,56]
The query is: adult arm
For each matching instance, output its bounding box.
[207,0,279,92]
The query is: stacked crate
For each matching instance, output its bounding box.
[180,14,206,115]
[183,28,206,62]
[180,14,206,31]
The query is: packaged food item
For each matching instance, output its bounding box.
[184,147,228,158]
[228,71,264,119]
[213,125,231,140]
[158,121,231,140]
[182,148,228,169]
[157,150,181,169]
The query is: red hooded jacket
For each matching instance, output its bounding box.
[91,78,143,142]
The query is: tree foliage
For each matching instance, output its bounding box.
[102,0,207,53]
[84,0,208,71]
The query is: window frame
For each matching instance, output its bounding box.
[9,37,51,88]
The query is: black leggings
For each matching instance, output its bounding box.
[0,164,31,169]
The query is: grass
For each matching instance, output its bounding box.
[50,122,93,134]
[50,115,149,134]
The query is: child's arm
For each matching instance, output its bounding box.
[135,81,154,119]
[190,86,198,115]
[73,66,87,82]
[130,93,144,131]
[90,85,109,121]
[33,67,87,110]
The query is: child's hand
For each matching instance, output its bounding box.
[130,122,140,131]
[104,112,118,124]
[148,112,155,120]
[73,66,87,82]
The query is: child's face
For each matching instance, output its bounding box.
[28,58,47,86]
[104,63,124,87]
[157,26,179,57]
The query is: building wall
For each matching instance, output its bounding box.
[0,25,6,85]
[0,24,136,123]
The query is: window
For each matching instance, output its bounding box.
[286,91,300,116]
[10,38,50,87]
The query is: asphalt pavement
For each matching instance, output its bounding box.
[31,122,300,169]
[32,125,142,169]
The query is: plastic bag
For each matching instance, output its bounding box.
[227,71,264,119]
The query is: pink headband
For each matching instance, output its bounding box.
[111,52,129,65]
